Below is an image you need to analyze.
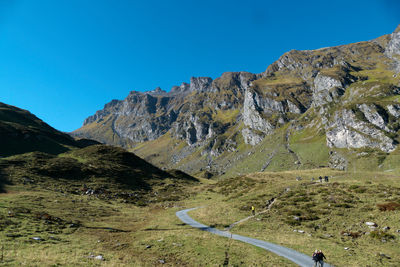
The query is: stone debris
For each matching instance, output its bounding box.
[88,253,105,261]
[95,255,104,261]
[378,253,391,259]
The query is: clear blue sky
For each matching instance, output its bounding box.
[0,0,399,132]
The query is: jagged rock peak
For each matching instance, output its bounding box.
[170,82,190,94]
[146,86,166,95]
[190,77,213,92]
[385,24,400,57]
[394,24,400,34]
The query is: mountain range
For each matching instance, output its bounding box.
[73,25,400,177]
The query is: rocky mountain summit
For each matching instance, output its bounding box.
[74,25,400,176]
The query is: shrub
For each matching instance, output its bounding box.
[341,231,362,239]
[377,202,400,211]
[370,230,395,240]
[354,187,367,193]
[285,218,301,226]
[333,203,353,208]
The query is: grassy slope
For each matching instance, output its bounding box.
[0,103,80,157]
[191,170,400,267]
[1,169,399,266]
[0,180,294,266]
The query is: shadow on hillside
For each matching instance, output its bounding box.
[0,167,11,193]
[84,226,131,233]
[142,223,198,231]
[143,228,197,231]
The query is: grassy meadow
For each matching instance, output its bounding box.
[1,166,400,266]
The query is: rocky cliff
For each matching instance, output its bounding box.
[73,25,400,176]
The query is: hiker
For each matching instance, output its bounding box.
[312,249,327,267]
[317,250,326,266]
[324,176,329,182]
[312,249,319,267]
[251,205,255,216]
[319,176,322,183]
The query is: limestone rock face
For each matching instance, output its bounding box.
[83,99,121,125]
[170,82,190,94]
[326,109,396,153]
[328,151,347,171]
[385,24,400,72]
[287,100,302,114]
[312,74,344,106]
[171,115,213,145]
[387,104,400,118]
[358,104,391,132]
[77,90,182,144]
[314,74,343,93]
[190,77,213,92]
[266,49,343,80]
[241,127,264,146]
[242,89,274,144]
[385,25,400,57]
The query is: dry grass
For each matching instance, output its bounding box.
[190,169,400,267]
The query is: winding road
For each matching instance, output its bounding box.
[176,207,332,267]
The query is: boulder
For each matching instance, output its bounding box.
[94,255,104,261]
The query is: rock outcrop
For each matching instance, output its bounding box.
[385,25,400,72]
[190,77,214,92]
[325,109,396,153]
[387,104,400,118]
[385,25,400,57]
[357,104,391,132]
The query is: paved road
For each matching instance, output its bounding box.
[176,207,332,267]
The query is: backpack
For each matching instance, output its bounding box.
[312,253,318,261]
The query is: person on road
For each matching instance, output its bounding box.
[317,250,326,267]
[251,205,255,216]
[312,249,319,267]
